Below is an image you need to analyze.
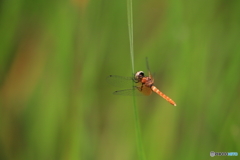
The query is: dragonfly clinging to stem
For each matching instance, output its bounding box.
[107,58,177,106]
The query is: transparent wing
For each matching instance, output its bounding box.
[145,57,153,78]
[106,75,135,88]
[112,87,145,96]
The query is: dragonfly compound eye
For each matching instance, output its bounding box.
[135,71,144,80]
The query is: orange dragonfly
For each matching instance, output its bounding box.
[107,58,177,106]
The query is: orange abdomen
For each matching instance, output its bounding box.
[151,86,177,106]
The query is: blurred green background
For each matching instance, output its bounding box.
[0,0,239,160]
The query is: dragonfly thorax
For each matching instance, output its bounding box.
[143,77,154,87]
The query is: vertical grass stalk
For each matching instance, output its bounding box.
[127,0,146,159]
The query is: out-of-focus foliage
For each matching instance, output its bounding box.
[0,0,239,160]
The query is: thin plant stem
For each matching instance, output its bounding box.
[127,0,134,74]
[127,0,146,159]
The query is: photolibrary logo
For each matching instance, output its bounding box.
[210,151,238,157]
[210,151,215,157]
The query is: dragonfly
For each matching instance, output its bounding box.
[107,58,177,106]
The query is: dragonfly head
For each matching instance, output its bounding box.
[134,71,144,82]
